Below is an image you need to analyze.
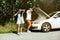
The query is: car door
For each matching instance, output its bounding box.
[50,17,58,28]
[50,13,60,28]
[56,13,60,28]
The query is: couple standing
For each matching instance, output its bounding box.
[14,8,33,35]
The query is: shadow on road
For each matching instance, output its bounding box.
[30,30,45,33]
[12,31,17,34]
[50,28,60,32]
[30,28,60,33]
[11,28,60,34]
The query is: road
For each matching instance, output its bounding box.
[0,30,60,40]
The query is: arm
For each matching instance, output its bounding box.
[14,12,18,16]
[14,9,20,16]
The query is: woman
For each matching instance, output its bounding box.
[26,8,33,32]
[14,9,25,35]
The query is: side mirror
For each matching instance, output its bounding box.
[54,17,57,19]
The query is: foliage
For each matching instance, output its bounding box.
[0,0,60,33]
[0,22,27,33]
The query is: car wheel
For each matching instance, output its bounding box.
[41,22,51,32]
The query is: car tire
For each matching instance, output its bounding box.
[41,22,51,32]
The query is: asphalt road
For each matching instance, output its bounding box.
[0,30,60,40]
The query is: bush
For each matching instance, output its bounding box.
[0,22,27,33]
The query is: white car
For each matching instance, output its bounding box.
[31,11,60,32]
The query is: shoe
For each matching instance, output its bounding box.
[17,32,23,35]
[17,32,20,35]
[27,30,31,33]
[20,32,23,34]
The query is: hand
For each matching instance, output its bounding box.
[14,13,18,16]
[22,9,25,13]
[23,9,25,12]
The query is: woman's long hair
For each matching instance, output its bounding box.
[20,11,23,17]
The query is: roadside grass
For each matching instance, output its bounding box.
[0,22,27,33]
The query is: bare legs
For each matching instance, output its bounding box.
[17,20,31,34]
[26,20,31,32]
[18,24,23,34]
[27,24,31,30]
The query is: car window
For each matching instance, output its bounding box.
[57,13,60,17]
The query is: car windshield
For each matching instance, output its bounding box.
[57,13,60,17]
[52,12,60,18]
[49,11,57,17]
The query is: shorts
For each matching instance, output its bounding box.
[26,20,31,26]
